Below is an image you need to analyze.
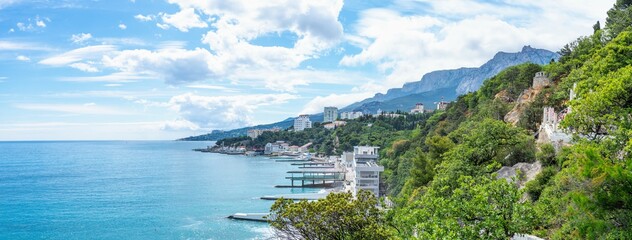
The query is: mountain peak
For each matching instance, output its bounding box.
[342,46,559,111]
[521,45,535,52]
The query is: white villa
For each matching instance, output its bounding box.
[264,141,289,155]
[351,146,384,197]
[411,103,424,113]
[293,114,312,131]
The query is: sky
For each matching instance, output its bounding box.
[0,0,615,140]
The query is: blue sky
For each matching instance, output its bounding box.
[0,0,614,140]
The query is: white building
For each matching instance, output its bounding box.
[436,100,449,111]
[323,107,338,123]
[373,112,403,118]
[340,111,364,120]
[323,120,347,130]
[299,142,313,153]
[532,72,551,89]
[293,114,312,131]
[247,129,261,139]
[538,84,576,151]
[352,146,384,197]
[410,103,424,114]
[264,141,289,155]
[247,128,280,139]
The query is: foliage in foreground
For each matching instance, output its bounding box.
[392,175,535,239]
[269,191,394,240]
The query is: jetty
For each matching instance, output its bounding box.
[275,159,312,162]
[227,213,269,222]
[291,162,334,168]
[260,192,329,200]
[275,169,345,188]
[290,162,333,166]
[275,183,336,188]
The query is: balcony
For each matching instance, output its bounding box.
[356,183,379,187]
[358,175,379,178]
[354,154,378,160]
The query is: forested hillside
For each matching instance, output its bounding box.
[268,1,632,239]
[216,112,431,156]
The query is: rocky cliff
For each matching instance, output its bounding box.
[346,46,559,110]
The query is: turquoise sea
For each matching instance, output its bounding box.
[0,141,315,239]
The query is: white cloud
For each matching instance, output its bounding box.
[94,37,146,46]
[118,23,127,30]
[134,14,155,22]
[230,69,375,93]
[39,45,115,66]
[45,90,169,99]
[159,8,208,32]
[35,0,346,93]
[70,33,92,44]
[157,41,187,49]
[16,15,49,31]
[300,92,374,114]
[130,0,345,90]
[69,62,99,72]
[36,19,46,27]
[58,72,151,83]
[340,0,614,91]
[156,22,170,30]
[15,103,131,115]
[186,84,230,90]
[0,0,22,9]
[0,40,51,51]
[162,119,200,131]
[168,93,297,130]
[16,22,29,31]
[16,55,30,61]
[102,48,216,85]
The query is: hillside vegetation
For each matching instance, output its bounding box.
[235,2,632,239]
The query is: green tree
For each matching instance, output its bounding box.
[408,135,455,189]
[536,143,557,167]
[606,0,632,39]
[524,166,557,201]
[269,191,394,240]
[394,176,536,239]
[564,65,632,148]
[448,119,535,166]
[593,20,601,33]
[534,142,632,239]
[409,149,433,188]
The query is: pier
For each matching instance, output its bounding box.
[291,162,335,169]
[280,169,345,188]
[227,213,270,222]
[274,159,312,162]
[290,162,334,166]
[260,192,329,200]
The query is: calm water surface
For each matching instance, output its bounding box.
[0,141,314,239]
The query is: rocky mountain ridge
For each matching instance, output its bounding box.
[344,46,558,111]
